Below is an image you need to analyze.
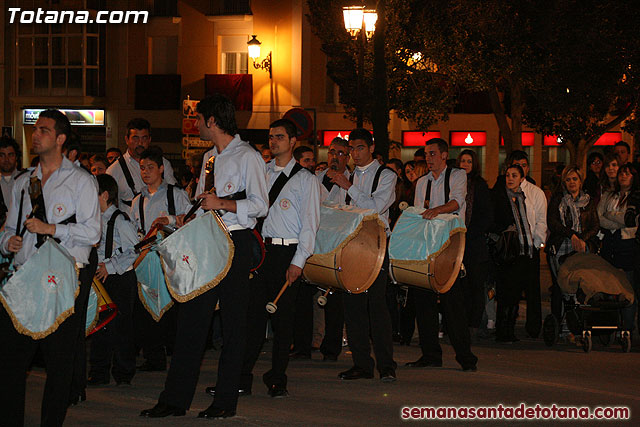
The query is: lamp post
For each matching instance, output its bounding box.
[343,6,377,128]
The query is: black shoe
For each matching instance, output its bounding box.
[140,402,185,418]
[405,358,442,368]
[462,365,478,372]
[197,406,236,419]
[289,351,311,360]
[322,354,338,362]
[268,385,289,398]
[380,369,397,383]
[68,390,86,408]
[137,362,166,372]
[205,386,251,397]
[87,377,109,386]
[338,367,374,380]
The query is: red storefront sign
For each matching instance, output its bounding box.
[594,132,622,146]
[543,135,562,146]
[182,118,199,135]
[322,130,352,146]
[401,131,441,147]
[500,132,534,147]
[450,131,486,147]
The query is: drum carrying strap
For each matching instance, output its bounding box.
[139,185,176,235]
[268,162,304,207]
[105,209,130,259]
[118,156,138,207]
[424,167,452,209]
[345,164,391,205]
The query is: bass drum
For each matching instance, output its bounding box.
[303,214,386,294]
[389,208,466,294]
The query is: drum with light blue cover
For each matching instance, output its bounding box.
[156,211,234,303]
[389,207,466,293]
[303,203,386,293]
[0,238,79,339]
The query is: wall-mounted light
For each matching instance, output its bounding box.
[247,35,272,79]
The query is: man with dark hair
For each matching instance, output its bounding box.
[240,118,320,398]
[329,128,397,382]
[414,147,426,162]
[0,136,21,222]
[293,145,316,172]
[615,141,631,165]
[409,138,477,371]
[106,147,122,165]
[141,94,268,419]
[0,109,101,426]
[88,174,139,387]
[106,118,176,207]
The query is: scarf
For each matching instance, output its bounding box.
[465,174,475,228]
[558,190,590,234]
[506,187,534,258]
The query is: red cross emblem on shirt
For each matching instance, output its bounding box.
[225,183,233,192]
[57,206,63,213]
[48,275,58,286]
[182,255,190,266]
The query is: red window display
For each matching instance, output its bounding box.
[322,130,353,146]
[450,131,486,147]
[543,135,562,146]
[500,132,534,147]
[594,132,622,146]
[401,131,442,147]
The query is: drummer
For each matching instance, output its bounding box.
[0,109,101,426]
[141,94,268,419]
[409,137,478,371]
[314,136,350,361]
[241,118,320,398]
[129,147,191,373]
[88,174,139,386]
[329,128,397,382]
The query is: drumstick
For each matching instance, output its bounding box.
[265,281,291,314]
[317,288,331,307]
[398,201,409,211]
[133,225,160,269]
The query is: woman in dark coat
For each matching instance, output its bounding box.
[457,150,493,339]
[490,164,536,343]
[546,165,600,321]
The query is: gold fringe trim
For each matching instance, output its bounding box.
[137,281,174,322]
[161,214,236,303]
[390,227,466,264]
[0,264,81,340]
[317,213,386,256]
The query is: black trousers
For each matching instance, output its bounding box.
[460,258,489,329]
[343,259,394,374]
[0,260,93,427]
[386,282,400,334]
[242,244,300,389]
[292,280,315,355]
[134,298,172,369]
[412,279,477,368]
[497,251,541,337]
[89,270,137,382]
[399,287,416,344]
[320,291,344,358]
[158,229,252,412]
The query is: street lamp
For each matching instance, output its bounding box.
[343,5,377,128]
[247,35,272,79]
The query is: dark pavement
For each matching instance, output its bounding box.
[24,302,640,426]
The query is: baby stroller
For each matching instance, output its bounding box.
[543,252,634,353]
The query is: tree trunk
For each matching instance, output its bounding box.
[488,84,521,156]
[371,0,390,158]
[510,79,524,152]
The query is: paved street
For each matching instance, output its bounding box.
[24,302,640,426]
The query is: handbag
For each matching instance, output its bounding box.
[489,225,521,265]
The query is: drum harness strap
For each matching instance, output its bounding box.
[139,184,175,235]
[268,162,304,207]
[345,164,392,205]
[118,156,139,207]
[105,209,131,259]
[424,167,452,209]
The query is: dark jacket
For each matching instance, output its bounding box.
[489,183,518,235]
[464,174,493,261]
[546,191,599,254]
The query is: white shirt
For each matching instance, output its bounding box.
[520,179,548,249]
[106,150,176,204]
[345,161,396,233]
[414,167,467,223]
[0,169,20,209]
